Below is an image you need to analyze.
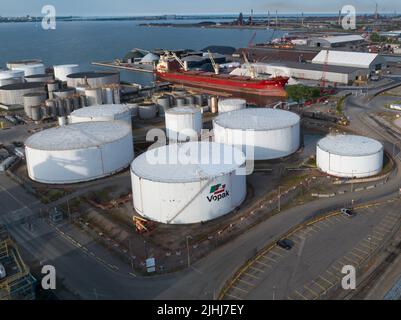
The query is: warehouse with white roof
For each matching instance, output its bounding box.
[308,35,365,48]
[316,134,383,178]
[25,121,134,184]
[312,50,387,71]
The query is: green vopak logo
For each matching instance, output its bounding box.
[207,184,229,202]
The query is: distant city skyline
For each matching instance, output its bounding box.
[0,0,400,16]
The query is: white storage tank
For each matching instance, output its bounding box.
[213,108,300,160]
[53,64,80,82]
[25,121,134,184]
[165,106,202,142]
[138,103,157,120]
[316,134,384,178]
[69,104,132,126]
[218,98,247,113]
[12,63,46,77]
[130,141,246,224]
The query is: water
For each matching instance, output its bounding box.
[0,21,284,85]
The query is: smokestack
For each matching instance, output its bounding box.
[338,9,341,26]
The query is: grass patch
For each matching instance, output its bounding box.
[281,174,309,188]
[40,189,67,204]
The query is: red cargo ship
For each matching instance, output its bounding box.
[155,53,289,104]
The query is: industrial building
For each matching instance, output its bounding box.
[246,61,368,85]
[312,50,387,71]
[25,121,134,184]
[316,134,384,178]
[213,108,300,161]
[307,35,365,48]
[165,106,202,141]
[69,104,132,125]
[0,225,36,300]
[130,142,246,224]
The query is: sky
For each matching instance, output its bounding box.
[1,0,400,16]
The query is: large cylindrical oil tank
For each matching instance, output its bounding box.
[25,121,134,184]
[175,97,186,107]
[0,82,46,106]
[113,87,121,104]
[25,74,54,83]
[218,98,246,113]
[85,88,103,106]
[157,96,171,116]
[52,87,76,99]
[69,104,132,126]
[66,71,120,88]
[103,87,114,104]
[64,98,73,114]
[165,106,202,142]
[0,69,25,81]
[0,77,22,87]
[46,100,57,118]
[30,106,41,121]
[12,64,46,77]
[316,135,384,178]
[56,99,65,116]
[53,64,80,82]
[6,59,42,70]
[194,94,203,106]
[130,141,246,224]
[185,95,195,105]
[23,92,47,118]
[138,103,157,120]
[213,108,301,160]
[125,103,139,118]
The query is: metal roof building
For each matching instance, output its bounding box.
[312,50,387,71]
[308,35,365,48]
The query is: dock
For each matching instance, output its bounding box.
[91,61,154,73]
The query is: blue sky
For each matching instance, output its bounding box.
[1,0,400,16]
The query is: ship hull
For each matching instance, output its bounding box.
[156,71,288,106]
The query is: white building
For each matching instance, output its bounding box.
[308,35,365,48]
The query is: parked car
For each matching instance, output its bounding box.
[276,239,294,250]
[341,208,356,218]
[0,262,6,279]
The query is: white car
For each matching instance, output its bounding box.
[0,262,6,279]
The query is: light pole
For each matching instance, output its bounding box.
[278,186,283,212]
[186,235,192,268]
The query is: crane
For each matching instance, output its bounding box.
[207,50,219,75]
[320,50,330,90]
[242,52,257,79]
[165,50,188,71]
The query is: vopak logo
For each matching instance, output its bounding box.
[207,184,229,202]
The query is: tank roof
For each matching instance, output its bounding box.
[67,71,119,79]
[165,106,201,115]
[317,135,383,157]
[214,108,300,131]
[0,82,45,90]
[70,104,129,118]
[25,121,131,151]
[131,142,245,183]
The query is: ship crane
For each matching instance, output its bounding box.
[207,50,220,75]
[165,50,188,71]
[242,52,257,79]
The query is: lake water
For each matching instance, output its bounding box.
[0,21,283,85]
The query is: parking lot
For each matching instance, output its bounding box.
[222,199,401,300]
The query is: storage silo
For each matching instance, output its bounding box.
[218,98,246,113]
[52,87,76,99]
[165,106,202,142]
[130,141,246,224]
[25,121,134,184]
[66,71,120,88]
[316,135,384,178]
[85,88,103,106]
[157,96,171,116]
[23,92,47,119]
[213,108,301,160]
[69,104,132,126]
[13,64,46,77]
[176,97,186,107]
[138,103,157,120]
[25,74,54,83]
[0,82,46,106]
[6,59,42,70]
[53,64,80,82]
